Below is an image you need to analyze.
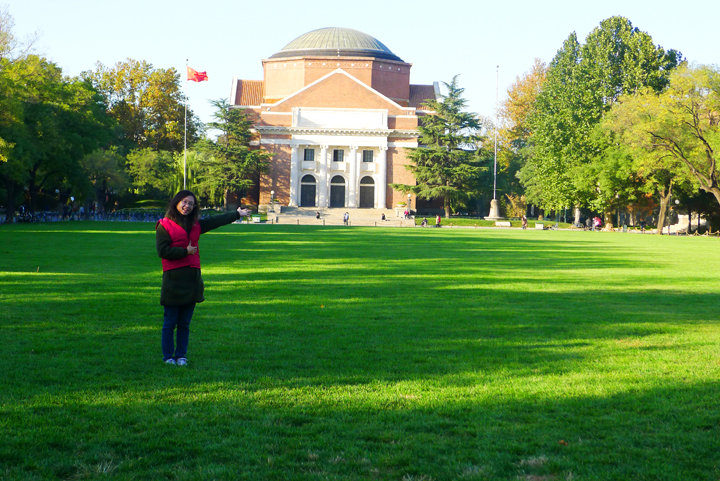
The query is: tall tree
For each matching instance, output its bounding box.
[392,76,486,217]
[519,33,583,212]
[196,99,270,209]
[499,59,546,213]
[607,65,720,227]
[0,7,23,164]
[500,58,547,153]
[520,17,681,216]
[0,55,114,218]
[85,59,201,153]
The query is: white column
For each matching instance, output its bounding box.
[289,145,300,207]
[377,147,388,209]
[318,145,329,208]
[348,146,358,208]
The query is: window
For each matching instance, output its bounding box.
[303,148,315,161]
[333,149,344,162]
[362,150,374,162]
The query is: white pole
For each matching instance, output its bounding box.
[183,59,188,189]
[493,65,498,201]
[184,103,187,189]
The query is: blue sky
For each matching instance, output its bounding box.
[4,0,719,128]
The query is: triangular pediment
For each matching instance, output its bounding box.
[266,69,411,115]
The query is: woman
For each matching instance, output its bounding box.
[156,190,250,366]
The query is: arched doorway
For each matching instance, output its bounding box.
[359,176,375,208]
[300,175,317,207]
[330,175,346,208]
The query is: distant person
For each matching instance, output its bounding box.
[639,220,646,233]
[421,217,428,227]
[435,215,441,228]
[593,216,602,231]
[343,212,349,225]
[522,214,527,229]
[381,213,386,221]
[316,211,320,219]
[155,190,250,366]
[585,217,592,231]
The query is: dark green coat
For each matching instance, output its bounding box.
[156,211,240,306]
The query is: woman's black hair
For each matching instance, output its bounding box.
[165,190,199,233]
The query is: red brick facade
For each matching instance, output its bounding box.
[230,28,435,210]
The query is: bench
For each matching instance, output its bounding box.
[495,221,512,227]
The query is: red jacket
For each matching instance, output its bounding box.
[157,218,201,271]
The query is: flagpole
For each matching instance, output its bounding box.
[485,65,502,220]
[184,59,188,190]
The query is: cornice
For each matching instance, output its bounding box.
[256,125,419,138]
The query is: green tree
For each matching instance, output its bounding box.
[499,59,546,215]
[85,59,201,153]
[0,7,12,60]
[392,76,486,217]
[79,148,130,211]
[607,65,720,231]
[196,99,270,209]
[0,54,114,218]
[126,148,177,198]
[519,33,583,212]
[0,7,22,164]
[521,17,681,217]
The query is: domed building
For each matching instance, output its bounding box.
[230,27,438,211]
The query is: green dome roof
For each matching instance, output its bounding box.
[270,27,403,62]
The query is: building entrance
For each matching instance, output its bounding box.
[329,175,346,208]
[359,176,375,208]
[300,175,316,207]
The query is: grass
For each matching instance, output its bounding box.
[1,222,719,480]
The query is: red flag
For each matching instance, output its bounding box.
[187,66,208,82]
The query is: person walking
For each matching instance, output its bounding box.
[155,190,250,366]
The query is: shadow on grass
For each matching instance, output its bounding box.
[2,377,718,480]
[2,224,720,480]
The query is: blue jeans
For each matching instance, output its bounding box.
[162,304,195,361]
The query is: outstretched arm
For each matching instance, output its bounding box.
[199,206,250,234]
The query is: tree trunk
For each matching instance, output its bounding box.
[223,187,230,211]
[603,212,613,231]
[706,185,720,209]
[628,208,636,227]
[573,206,581,225]
[657,191,671,235]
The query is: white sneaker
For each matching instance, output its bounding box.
[176,358,188,366]
[165,358,176,365]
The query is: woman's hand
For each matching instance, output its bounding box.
[186,242,198,255]
[237,207,251,217]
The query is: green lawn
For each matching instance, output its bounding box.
[1,222,719,480]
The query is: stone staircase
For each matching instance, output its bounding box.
[268,207,417,227]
